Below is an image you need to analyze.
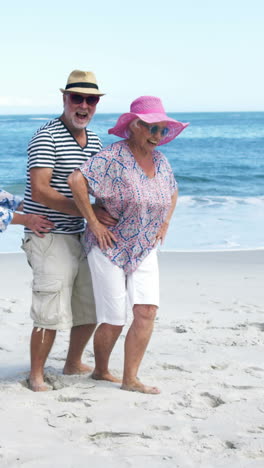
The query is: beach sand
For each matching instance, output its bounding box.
[0,250,263,468]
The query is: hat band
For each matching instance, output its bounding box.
[65,82,99,90]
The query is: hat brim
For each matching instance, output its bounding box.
[108,112,189,145]
[60,88,105,96]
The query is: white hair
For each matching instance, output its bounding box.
[124,118,140,138]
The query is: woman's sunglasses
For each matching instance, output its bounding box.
[139,121,169,137]
[68,93,100,106]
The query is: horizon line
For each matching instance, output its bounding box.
[0,110,264,116]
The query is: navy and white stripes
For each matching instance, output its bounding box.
[23,118,102,234]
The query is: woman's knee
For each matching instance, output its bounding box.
[133,304,158,322]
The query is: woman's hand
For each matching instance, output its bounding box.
[154,221,169,246]
[154,191,177,247]
[11,212,54,237]
[89,219,117,250]
[23,214,54,237]
[68,169,117,249]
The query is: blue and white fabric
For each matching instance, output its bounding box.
[0,189,22,232]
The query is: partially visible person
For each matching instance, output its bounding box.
[68,95,189,394]
[0,189,53,235]
[22,70,116,392]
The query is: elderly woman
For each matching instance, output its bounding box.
[68,96,188,394]
[0,189,54,235]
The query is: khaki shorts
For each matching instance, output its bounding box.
[21,233,96,330]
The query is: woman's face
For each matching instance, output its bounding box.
[130,120,169,152]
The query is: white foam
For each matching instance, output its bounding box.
[1,195,264,253]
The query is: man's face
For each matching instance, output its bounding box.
[62,92,99,131]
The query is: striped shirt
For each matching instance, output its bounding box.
[23,118,102,234]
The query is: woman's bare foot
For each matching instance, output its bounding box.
[91,371,121,383]
[28,378,52,392]
[121,380,160,394]
[63,362,93,375]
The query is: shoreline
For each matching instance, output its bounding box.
[0,249,263,467]
[0,245,264,255]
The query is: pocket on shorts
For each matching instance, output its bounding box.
[21,237,33,267]
[31,275,63,326]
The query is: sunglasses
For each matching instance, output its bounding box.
[67,93,100,106]
[139,121,169,137]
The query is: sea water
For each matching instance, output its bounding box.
[0,112,263,252]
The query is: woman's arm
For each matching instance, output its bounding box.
[68,170,117,249]
[154,190,178,246]
[11,212,54,237]
[0,195,54,236]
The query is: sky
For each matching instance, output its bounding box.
[0,0,263,114]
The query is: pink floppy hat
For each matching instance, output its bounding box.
[108,96,189,145]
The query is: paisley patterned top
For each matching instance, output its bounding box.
[0,189,22,232]
[80,141,177,273]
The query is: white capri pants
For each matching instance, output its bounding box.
[87,247,159,326]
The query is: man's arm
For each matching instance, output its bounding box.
[92,205,118,226]
[30,167,118,225]
[30,167,82,216]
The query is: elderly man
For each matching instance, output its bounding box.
[22,70,116,391]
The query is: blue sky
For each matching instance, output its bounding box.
[1,0,263,113]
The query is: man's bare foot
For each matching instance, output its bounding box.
[91,371,122,383]
[28,378,52,392]
[63,362,93,375]
[121,380,160,394]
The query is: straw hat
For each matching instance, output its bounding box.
[60,70,105,96]
[108,96,189,145]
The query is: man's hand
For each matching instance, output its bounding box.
[93,205,118,227]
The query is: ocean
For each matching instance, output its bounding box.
[1,112,264,253]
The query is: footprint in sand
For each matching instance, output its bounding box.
[210,363,229,371]
[161,363,192,373]
[0,346,11,352]
[244,366,264,378]
[249,322,264,332]
[200,392,225,408]
[44,369,96,391]
[151,425,171,431]
[225,440,237,450]
[46,411,92,428]
[57,396,86,403]
[174,325,187,333]
[88,431,152,440]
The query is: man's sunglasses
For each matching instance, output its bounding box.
[67,93,100,106]
[139,121,169,137]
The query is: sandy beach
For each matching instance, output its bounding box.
[0,249,263,468]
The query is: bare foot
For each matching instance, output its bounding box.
[121,380,160,394]
[91,371,122,383]
[28,378,52,392]
[63,362,93,375]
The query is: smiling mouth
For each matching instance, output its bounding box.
[76,112,88,120]
[148,138,158,145]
